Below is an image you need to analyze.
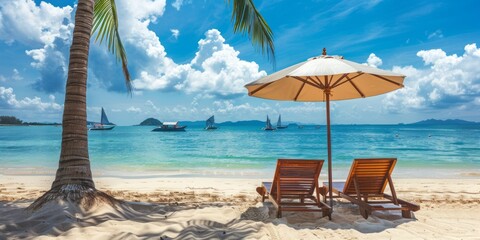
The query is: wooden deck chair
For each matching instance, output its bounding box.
[256,159,331,219]
[323,158,420,219]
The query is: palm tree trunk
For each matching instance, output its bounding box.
[29,0,118,210]
[52,0,94,189]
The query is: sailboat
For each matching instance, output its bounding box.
[276,114,288,129]
[90,107,116,130]
[205,115,217,130]
[263,115,276,131]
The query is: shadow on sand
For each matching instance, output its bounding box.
[0,198,417,239]
[240,200,417,234]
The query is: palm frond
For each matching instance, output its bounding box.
[229,0,275,66]
[93,0,132,93]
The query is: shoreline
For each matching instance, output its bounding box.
[2,174,480,205]
[2,165,480,180]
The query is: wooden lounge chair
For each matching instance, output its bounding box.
[256,159,331,219]
[323,158,420,219]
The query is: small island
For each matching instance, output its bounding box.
[138,118,162,126]
[0,116,61,126]
[409,119,479,125]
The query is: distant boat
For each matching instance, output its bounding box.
[152,121,186,132]
[205,115,218,130]
[263,115,276,131]
[90,107,115,131]
[276,115,288,129]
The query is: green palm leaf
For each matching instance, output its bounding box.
[229,0,275,65]
[92,0,132,93]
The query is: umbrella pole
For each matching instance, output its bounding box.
[325,90,333,209]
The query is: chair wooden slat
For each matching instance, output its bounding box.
[322,158,420,219]
[257,159,331,219]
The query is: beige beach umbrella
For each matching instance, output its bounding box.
[244,49,405,208]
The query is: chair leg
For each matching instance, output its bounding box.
[402,210,412,218]
[277,208,282,218]
[323,208,332,220]
[359,207,369,219]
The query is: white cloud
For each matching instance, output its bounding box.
[213,100,269,114]
[25,41,69,93]
[427,29,443,39]
[170,29,180,39]
[384,43,480,111]
[201,101,324,120]
[87,0,169,93]
[145,100,160,113]
[12,69,22,81]
[116,0,178,88]
[0,0,73,45]
[119,0,166,23]
[172,0,184,11]
[365,53,382,68]
[126,106,142,113]
[279,102,325,114]
[133,29,266,98]
[0,69,23,82]
[0,86,62,111]
[190,29,226,68]
[0,1,73,93]
[2,0,264,98]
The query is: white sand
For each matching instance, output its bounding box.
[1,175,479,239]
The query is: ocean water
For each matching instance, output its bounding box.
[0,124,479,179]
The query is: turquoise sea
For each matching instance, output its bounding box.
[1,124,479,179]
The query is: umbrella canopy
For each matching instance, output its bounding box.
[245,55,404,101]
[245,49,405,208]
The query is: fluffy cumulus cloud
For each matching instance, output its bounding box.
[1,0,264,98]
[0,0,73,45]
[0,86,62,111]
[92,0,174,92]
[0,0,73,94]
[383,43,480,111]
[26,38,70,93]
[365,53,382,68]
[133,29,266,98]
[119,0,166,22]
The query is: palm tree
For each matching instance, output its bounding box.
[29,0,274,210]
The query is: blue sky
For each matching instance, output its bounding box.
[1,0,479,125]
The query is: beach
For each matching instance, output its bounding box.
[1,0,479,238]
[1,125,479,239]
[1,174,479,239]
